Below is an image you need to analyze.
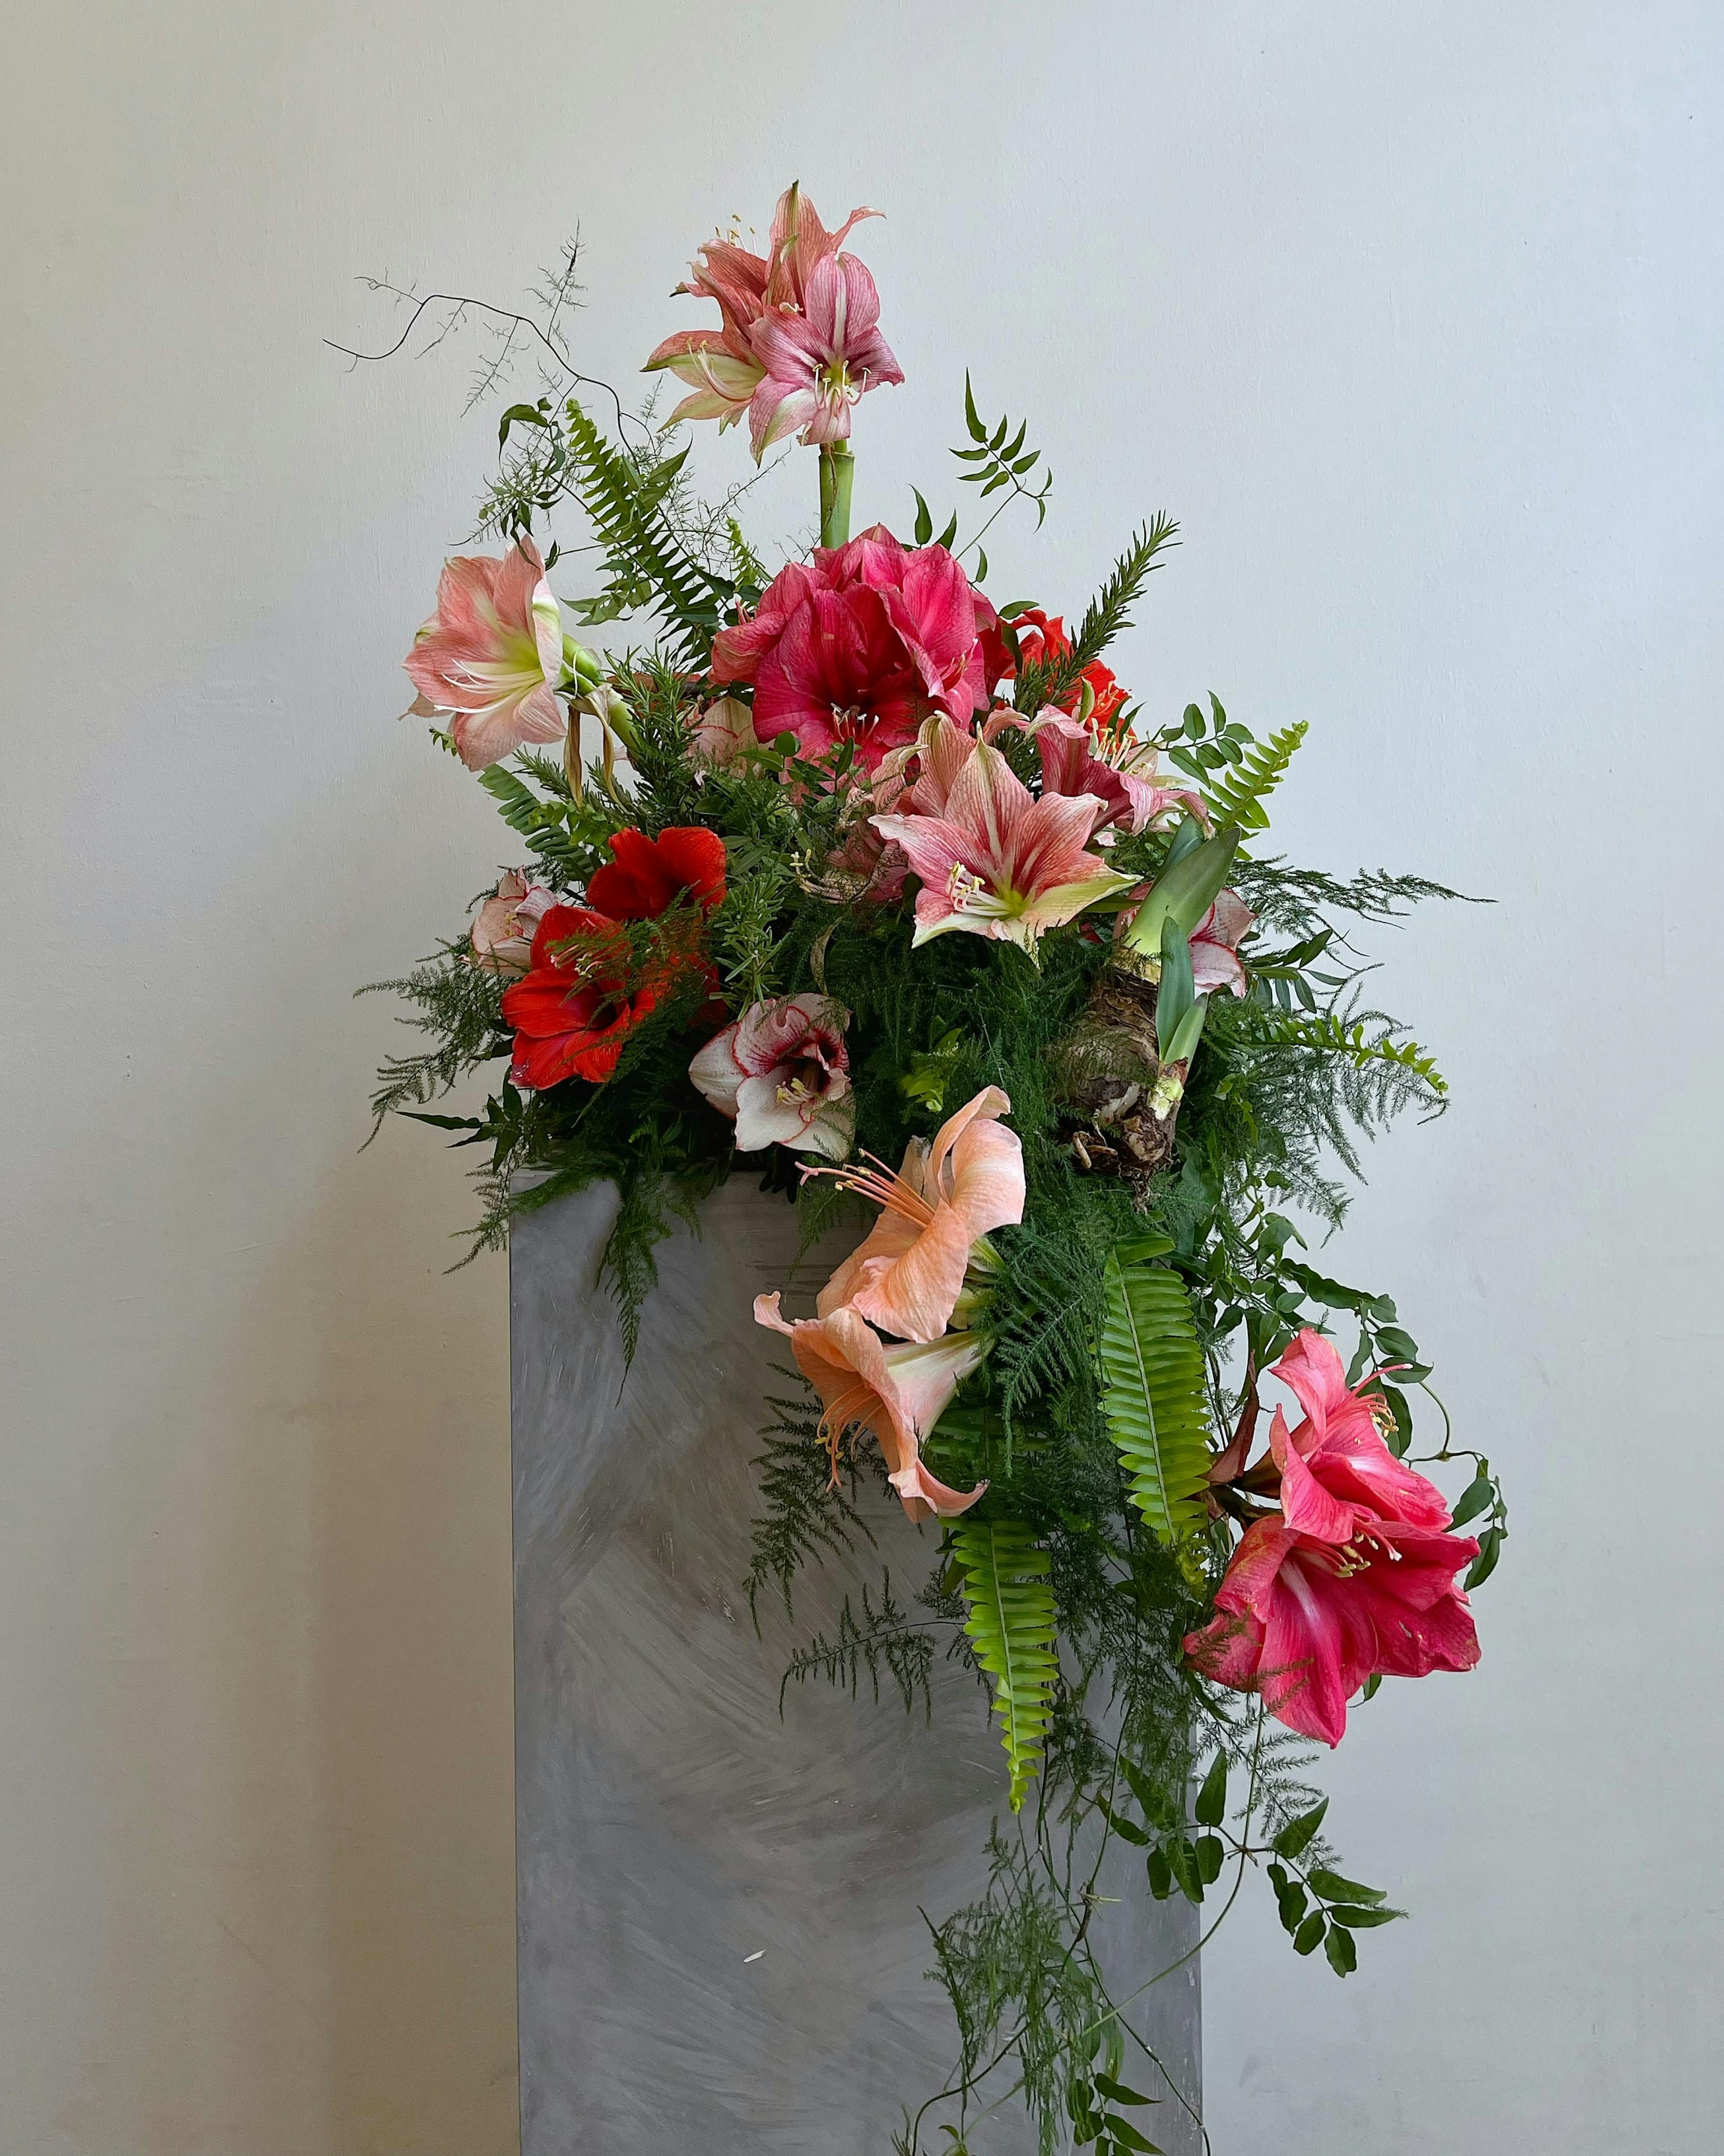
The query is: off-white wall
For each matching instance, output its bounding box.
[4,3,1720,2150]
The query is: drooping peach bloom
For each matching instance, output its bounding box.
[404,537,567,771]
[689,994,854,1159]
[471,870,558,977]
[872,738,1138,955]
[810,1086,1025,1345]
[754,1293,985,1522]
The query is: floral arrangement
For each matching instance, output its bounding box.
[363,185,1505,2152]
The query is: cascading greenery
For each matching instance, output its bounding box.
[364,300,1502,2155]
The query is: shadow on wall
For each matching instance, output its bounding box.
[101,1131,521,2152]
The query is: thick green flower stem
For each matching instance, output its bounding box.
[818,443,855,549]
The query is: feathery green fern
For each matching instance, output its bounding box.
[951,1519,1060,1811]
[1099,1241,1213,1544]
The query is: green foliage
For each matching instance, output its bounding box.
[1197,717,1309,833]
[1099,1248,1213,1544]
[1013,519,1179,713]
[747,1391,875,1623]
[782,1572,936,1719]
[951,1520,1061,1811]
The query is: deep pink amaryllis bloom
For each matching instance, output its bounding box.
[810,1085,1026,1343]
[748,252,905,458]
[872,738,1138,956]
[712,530,1007,771]
[1185,1514,1481,1746]
[404,537,567,771]
[1267,1328,1454,1540]
[689,993,854,1160]
[753,1293,985,1523]
[1034,712,1209,838]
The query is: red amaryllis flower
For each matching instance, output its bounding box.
[710,527,1008,770]
[586,825,727,920]
[500,827,727,1088]
[501,907,660,1087]
[1008,608,1129,727]
[1184,1516,1481,1748]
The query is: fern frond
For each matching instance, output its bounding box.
[560,397,733,667]
[1099,1246,1213,1543]
[1201,719,1309,832]
[1014,517,1178,712]
[1255,1011,1448,1094]
[951,1519,1060,1811]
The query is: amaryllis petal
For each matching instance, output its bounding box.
[587,826,726,920]
[404,538,570,772]
[690,994,853,1160]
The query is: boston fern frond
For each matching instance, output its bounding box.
[952,1519,1061,1811]
[1099,1247,1213,1544]
[559,397,734,666]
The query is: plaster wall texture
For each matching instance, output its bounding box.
[1,3,1720,2152]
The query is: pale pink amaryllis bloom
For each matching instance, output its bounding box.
[1266,1328,1453,1542]
[1034,711,1209,838]
[471,870,559,978]
[685,694,756,768]
[404,537,567,771]
[754,1293,985,1522]
[1189,890,1257,996]
[689,993,854,1160]
[1184,1512,1481,1747]
[872,738,1139,956]
[809,1086,1025,1344]
[747,251,905,459]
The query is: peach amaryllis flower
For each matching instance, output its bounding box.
[871,737,1138,957]
[689,993,854,1160]
[807,1086,1025,1345]
[753,1294,985,1523]
[404,536,568,772]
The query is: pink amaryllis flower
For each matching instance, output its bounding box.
[1184,1514,1481,1747]
[872,737,1138,956]
[404,537,568,771]
[710,529,1008,771]
[644,184,895,450]
[810,1085,1026,1343]
[1034,711,1209,838]
[747,252,905,458]
[471,870,559,978]
[684,694,756,768]
[754,1294,985,1522]
[1267,1329,1454,1540]
[689,993,854,1160]
[1188,891,1256,996]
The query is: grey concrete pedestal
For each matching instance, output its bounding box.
[510,1179,1201,2153]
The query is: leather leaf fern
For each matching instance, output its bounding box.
[951,1519,1060,1811]
[1202,718,1308,833]
[1100,1244,1213,1543]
